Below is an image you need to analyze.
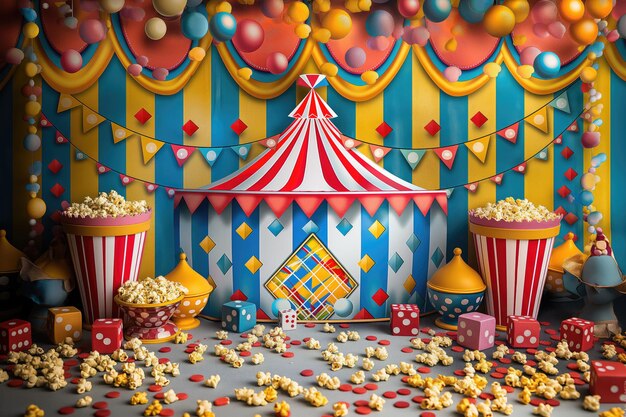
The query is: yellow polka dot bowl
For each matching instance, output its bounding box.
[165,252,214,330]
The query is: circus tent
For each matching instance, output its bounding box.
[175,74,447,321]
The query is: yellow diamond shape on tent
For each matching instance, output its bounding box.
[404,274,416,294]
[199,236,215,253]
[245,256,263,274]
[368,220,386,239]
[358,255,375,273]
[236,222,253,240]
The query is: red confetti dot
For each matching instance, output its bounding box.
[526,348,537,355]
[540,321,550,326]
[354,400,369,407]
[446,331,457,337]
[421,412,437,417]
[184,348,194,354]
[304,323,316,328]
[503,386,514,393]
[71,378,81,384]
[378,340,390,346]
[526,360,537,367]
[383,391,397,399]
[573,378,586,385]
[213,397,230,406]
[568,371,581,378]
[177,393,188,400]
[567,363,579,370]
[421,327,431,334]
[300,369,314,377]
[400,347,413,353]
[495,340,505,345]
[148,385,162,392]
[220,340,232,345]
[92,401,108,409]
[187,343,198,348]
[78,352,90,359]
[499,358,512,364]
[240,333,248,339]
[64,359,79,367]
[490,372,505,379]
[550,335,561,341]
[530,398,546,406]
[58,406,75,415]
[353,387,367,395]
[339,384,353,392]
[187,333,193,340]
[454,369,466,376]
[94,410,111,417]
[422,338,431,344]
[189,374,204,382]
[479,393,495,400]
[7,379,23,388]
[282,352,294,358]
[158,347,171,353]
[252,342,261,347]
[158,357,170,364]
[417,367,431,374]
[64,371,71,378]
[547,399,560,407]
[159,408,174,416]
[105,391,120,398]
[394,401,410,408]
[451,346,464,352]
[239,351,251,357]
[401,376,409,383]
[412,395,425,403]
[540,340,552,346]
[355,406,371,415]
[465,398,477,403]
[545,347,556,352]
[397,388,411,396]
[154,393,164,400]
[339,324,350,328]
[366,335,377,341]
[290,340,301,345]
[127,358,135,362]
[545,329,557,335]
[496,367,508,374]
[364,383,378,391]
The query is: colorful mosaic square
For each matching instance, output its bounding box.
[265,234,358,320]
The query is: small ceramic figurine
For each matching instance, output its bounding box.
[562,229,626,338]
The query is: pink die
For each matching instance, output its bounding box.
[390,304,420,336]
[590,360,626,403]
[457,312,496,350]
[0,319,31,354]
[507,315,540,348]
[279,309,297,331]
[560,317,594,352]
[91,318,123,353]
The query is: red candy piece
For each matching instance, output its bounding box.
[282,352,294,358]
[339,324,350,328]
[397,388,411,396]
[213,397,230,406]
[252,341,261,347]
[220,340,232,345]
[421,413,437,417]
[394,401,410,408]
[71,378,81,384]
[300,369,314,377]
[105,391,120,398]
[503,386,514,393]
[574,379,586,385]
[353,387,367,394]
[64,359,79,367]
[158,347,171,353]
[239,351,251,357]
[189,374,204,382]
[354,400,369,407]
[496,367,508,373]
[530,398,545,406]
[451,346,464,352]
[540,340,552,346]
[454,370,466,376]
[401,376,409,383]
[569,371,581,378]
[148,385,162,392]
[545,329,557,335]
[159,408,174,416]
[547,399,560,407]
[154,393,164,400]
[290,340,301,345]
[364,383,378,391]
[401,347,413,353]
[58,406,75,415]
[177,393,188,401]
[184,348,194,354]
[366,336,377,341]
[567,363,579,370]
[94,410,111,417]
[78,352,90,359]
[158,358,170,364]
[480,393,495,400]
[339,384,353,392]
[499,358,512,364]
[383,391,397,399]
[526,349,538,355]
[304,323,316,328]
[417,367,431,373]
[355,406,371,415]
[412,395,425,403]
[92,401,108,409]
[526,360,537,367]
[490,372,505,379]
[378,340,390,346]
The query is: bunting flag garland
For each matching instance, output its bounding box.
[75,149,87,160]
[140,137,164,164]
[513,162,527,174]
[535,148,549,161]
[55,130,68,144]
[465,136,491,163]
[40,114,51,128]
[465,183,479,193]
[497,122,519,143]
[343,138,362,149]
[57,93,80,113]
[119,174,134,186]
[550,91,570,114]
[111,123,133,144]
[369,145,391,163]
[434,145,458,170]
[490,174,504,185]
[171,144,195,166]
[96,163,110,175]
[199,147,223,166]
[525,107,548,133]
[232,144,252,160]
[82,108,106,133]
[144,183,159,193]
[258,135,279,148]
[400,149,426,170]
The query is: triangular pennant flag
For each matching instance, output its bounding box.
[96,163,110,174]
[513,162,527,174]
[497,122,519,144]
[554,134,563,145]
[400,149,426,170]
[111,123,133,144]
[265,195,293,218]
[144,183,158,193]
[369,145,391,163]
[525,107,548,133]
[535,148,549,161]
[465,183,479,193]
[490,173,504,185]
[207,194,234,215]
[55,130,68,144]
[326,195,355,218]
[435,193,448,215]
[433,145,458,170]
[343,138,361,150]
[182,193,206,214]
[360,195,386,217]
[294,195,324,218]
[231,144,252,160]
[259,135,279,149]
[171,144,195,167]
[567,121,579,132]
[465,136,491,163]
[235,194,263,216]
[550,91,570,113]
[75,149,87,160]
[199,147,223,167]
[57,93,80,113]
[40,114,52,128]
[119,174,134,186]
[165,188,176,199]
[445,189,454,198]
[387,194,412,216]
[413,194,435,216]
[82,107,106,133]
[140,137,164,164]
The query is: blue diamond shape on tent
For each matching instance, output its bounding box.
[217,254,232,274]
[431,248,444,267]
[406,234,421,253]
[302,220,319,235]
[389,252,404,273]
[268,219,284,237]
[336,218,353,236]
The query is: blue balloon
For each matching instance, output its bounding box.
[365,10,394,37]
[23,133,41,151]
[423,0,452,23]
[591,153,607,167]
[458,0,484,24]
[467,0,492,13]
[208,12,237,42]
[271,298,292,317]
[186,0,204,8]
[333,298,353,317]
[20,8,37,22]
[587,211,603,226]
[29,161,42,176]
[533,51,561,78]
[182,11,209,41]
[579,190,594,206]
[25,183,40,193]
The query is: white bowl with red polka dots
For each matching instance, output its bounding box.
[114,294,183,344]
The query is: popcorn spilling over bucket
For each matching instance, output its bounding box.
[469,199,562,330]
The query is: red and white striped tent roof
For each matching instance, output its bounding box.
[176,74,446,218]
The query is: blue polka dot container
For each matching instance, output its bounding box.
[427,248,486,330]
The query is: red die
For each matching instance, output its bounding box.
[91,318,123,354]
[560,317,594,351]
[507,315,540,348]
[0,319,32,354]
[390,304,420,336]
[590,360,626,403]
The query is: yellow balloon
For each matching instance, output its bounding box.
[188,47,206,62]
[28,125,37,134]
[503,0,530,23]
[23,22,39,39]
[585,0,613,19]
[580,66,597,83]
[152,0,186,17]
[101,0,125,13]
[361,70,378,85]
[215,1,232,13]
[558,0,585,22]
[295,23,312,39]
[320,62,338,77]
[312,28,331,43]
[237,67,252,80]
[24,62,38,77]
[483,5,516,38]
[27,197,47,220]
[287,1,310,24]
[25,101,41,117]
[569,18,598,45]
[322,9,352,40]
[145,17,167,41]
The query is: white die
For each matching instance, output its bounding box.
[279,309,297,331]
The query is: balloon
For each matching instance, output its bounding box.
[366,35,390,51]
[581,131,600,148]
[180,12,208,41]
[25,183,40,194]
[23,22,39,39]
[423,0,452,22]
[547,21,566,38]
[20,7,37,22]
[585,0,613,18]
[333,298,353,317]
[468,0,492,13]
[533,23,550,38]
[443,66,462,82]
[271,298,292,316]
[591,153,607,168]
[503,0,530,23]
[145,17,167,40]
[580,172,598,190]
[188,47,206,61]
[152,0,186,17]
[483,5,516,37]
[101,0,125,13]
[137,55,149,66]
[569,18,598,45]
[5,48,24,65]
[557,0,585,22]
[587,211,603,226]
[208,12,236,42]
[79,19,106,44]
[24,101,40,117]
[607,29,620,43]
[187,0,204,7]
[520,46,541,65]
[533,51,561,78]
[579,190,594,206]
[260,0,284,18]
[266,52,288,74]
[397,0,420,18]
[119,6,145,21]
[580,66,597,83]
[153,67,169,81]
[322,9,353,40]
[531,0,558,24]
[64,16,78,29]
[232,19,264,53]
[403,26,430,46]
[458,0,484,23]
[365,10,394,37]
[286,1,309,23]
[345,47,366,68]
[23,133,41,151]
[618,15,626,39]
[26,198,46,220]
[127,63,143,76]
[60,49,83,73]
[295,23,311,38]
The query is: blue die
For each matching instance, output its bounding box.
[221,300,256,333]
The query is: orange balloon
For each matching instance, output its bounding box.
[569,18,599,45]
[558,0,585,22]
[585,0,613,19]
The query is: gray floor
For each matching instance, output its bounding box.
[1,296,626,417]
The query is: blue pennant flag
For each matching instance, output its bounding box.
[199,147,223,167]
[400,149,426,170]
[231,144,252,161]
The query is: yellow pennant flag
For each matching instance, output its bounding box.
[525,107,549,133]
[82,107,106,133]
[140,136,164,164]
[57,93,80,113]
[111,123,133,144]
[465,135,491,163]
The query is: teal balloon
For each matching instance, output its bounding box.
[20,8,37,22]
[365,10,395,37]
[591,153,607,167]
[182,11,209,40]
[587,211,603,226]
[533,51,561,78]
[271,298,292,316]
[468,0,491,13]
[423,0,452,23]
[579,190,594,206]
[23,133,41,151]
[333,298,353,317]
[209,12,237,42]
[29,161,42,176]
[25,183,40,193]
[458,0,484,23]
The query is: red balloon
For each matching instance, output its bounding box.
[398,0,420,18]
[60,49,83,73]
[233,19,265,53]
[79,19,106,44]
[261,0,284,19]
[266,52,288,74]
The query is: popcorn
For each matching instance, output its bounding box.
[347,331,360,341]
[117,276,188,304]
[264,386,278,403]
[350,370,365,384]
[163,389,178,404]
[474,359,493,374]
[518,387,532,404]
[235,387,255,402]
[76,377,92,393]
[130,391,149,405]
[237,341,252,352]
[274,401,290,417]
[362,357,375,371]
[247,391,268,406]
[532,403,553,417]
[174,331,188,344]
[305,338,321,350]
[144,400,163,416]
[374,346,388,360]
[493,344,509,360]
[559,384,580,400]
[336,332,348,343]
[369,393,385,411]
[188,351,204,364]
[602,343,617,359]
[458,398,480,417]
[316,372,340,389]
[512,351,527,364]
[471,198,560,222]
[371,368,390,382]
[195,400,215,417]
[385,363,400,375]
[251,324,265,337]
[599,408,626,417]
[399,361,417,375]
[582,395,601,411]
[205,374,221,388]
[333,402,349,417]
[215,330,229,340]
[76,396,93,408]
[257,371,272,386]
[323,323,336,333]
[411,337,426,349]
[251,353,265,365]
[64,190,149,219]
[577,359,591,372]
[23,405,44,417]
[344,353,358,368]
[303,387,328,407]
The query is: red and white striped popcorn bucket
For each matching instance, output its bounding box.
[469,215,561,330]
[62,212,151,327]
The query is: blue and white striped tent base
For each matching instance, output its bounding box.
[176,199,447,321]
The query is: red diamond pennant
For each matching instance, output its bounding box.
[48,159,63,174]
[134,108,152,124]
[376,122,392,138]
[372,288,389,306]
[424,120,440,136]
[554,206,567,217]
[564,168,578,181]
[182,120,199,136]
[50,183,65,198]
[470,111,488,127]
[558,185,571,198]
[230,119,248,135]
[230,289,248,301]
[564,212,579,225]
[561,147,574,160]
